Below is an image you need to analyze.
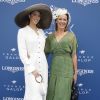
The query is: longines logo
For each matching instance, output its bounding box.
[3,97,23,100]
[2,48,20,60]
[78,50,94,63]
[3,80,24,92]
[2,66,24,73]
[78,69,94,76]
[72,0,99,6]
[0,0,26,5]
[78,83,92,94]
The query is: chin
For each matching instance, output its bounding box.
[59,25,66,28]
[33,22,38,25]
[59,27,65,29]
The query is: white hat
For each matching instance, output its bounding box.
[52,8,71,25]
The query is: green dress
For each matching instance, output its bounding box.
[45,32,78,100]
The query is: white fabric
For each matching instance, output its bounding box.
[17,25,48,100]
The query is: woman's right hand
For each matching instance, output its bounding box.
[32,70,40,78]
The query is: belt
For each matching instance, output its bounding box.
[53,52,71,57]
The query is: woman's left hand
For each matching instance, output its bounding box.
[73,73,77,83]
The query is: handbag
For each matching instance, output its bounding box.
[70,81,79,100]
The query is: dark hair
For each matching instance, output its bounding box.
[55,14,69,31]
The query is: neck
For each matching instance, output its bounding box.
[29,22,37,30]
[56,29,65,35]
[29,23,39,35]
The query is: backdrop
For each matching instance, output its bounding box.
[0,0,100,100]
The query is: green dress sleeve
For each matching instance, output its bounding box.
[71,33,78,57]
[44,35,51,55]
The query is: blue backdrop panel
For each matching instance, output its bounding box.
[0,0,100,100]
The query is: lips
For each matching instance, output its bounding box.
[32,19,39,24]
[58,23,66,27]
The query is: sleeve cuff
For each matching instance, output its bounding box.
[24,65,36,74]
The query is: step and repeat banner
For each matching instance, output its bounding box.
[0,0,100,100]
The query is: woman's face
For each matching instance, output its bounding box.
[29,11,40,25]
[56,14,68,30]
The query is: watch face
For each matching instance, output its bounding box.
[35,74,43,83]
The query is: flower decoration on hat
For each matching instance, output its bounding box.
[51,7,71,25]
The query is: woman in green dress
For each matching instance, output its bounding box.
[45,8,78,100]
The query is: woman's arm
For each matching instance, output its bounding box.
[71,33,78,83]
[17,29,36,74]
[72,53,78,83]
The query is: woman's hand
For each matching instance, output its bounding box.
[73,73,77,83]
[32,70,40,78]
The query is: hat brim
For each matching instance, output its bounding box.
[15,3,52,29]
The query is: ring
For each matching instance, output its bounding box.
[35,74,43,83]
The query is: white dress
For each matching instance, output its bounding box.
[17,25,48,100]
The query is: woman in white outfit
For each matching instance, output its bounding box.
[15,3,52,100]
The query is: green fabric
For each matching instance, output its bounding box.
[45,32,78,100]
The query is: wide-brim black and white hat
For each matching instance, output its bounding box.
[15,3,52,29]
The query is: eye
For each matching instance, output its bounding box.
[58,18,62,20]
[63,18,67,21]
[30,11,40,17]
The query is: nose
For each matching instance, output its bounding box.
[35,14,40,19]
[60,19,65,23]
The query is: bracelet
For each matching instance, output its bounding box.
[35,74,43,83]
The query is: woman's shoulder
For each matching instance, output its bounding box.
[38,28,46,37]
[37,28,45,35]
[17,26,29,37]
[18,26,28,32]
[38,28,44,32]
[68,31,76,38]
